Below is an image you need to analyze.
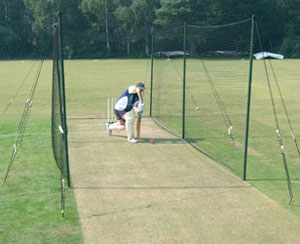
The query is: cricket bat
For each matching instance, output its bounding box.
[136,114,142,138]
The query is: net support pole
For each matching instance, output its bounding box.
[182,22,187,139]
[150,26,154,117]
[243,15,255,181]
[58,11,71,187]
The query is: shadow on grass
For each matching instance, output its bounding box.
[184,138,205,144]
[68,136,186,145]
[139,137,185,144]
[247,178,300,182]
[110,135,187,144]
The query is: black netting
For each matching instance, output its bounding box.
[52,23,69,180]
[151,26,184,133]
[151,19,253,177]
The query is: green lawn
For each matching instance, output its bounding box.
[152,58,300,216]
[1,58,300,243]
[0,60,83,244]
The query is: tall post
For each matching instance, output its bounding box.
[150,27,154,117]
[243,15,255,181]
[182,22,187,139]
[58,11,71,187]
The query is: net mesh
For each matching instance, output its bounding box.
[185,20,253,176]
[151,19,253,177]
[62,21,152,120]
[58,14,300,204]
[52,23,69,180]
[151,26,184,133]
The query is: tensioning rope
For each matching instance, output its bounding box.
[168,54,234,141]
[17,59,44,147]
[169,57,200,109]
[200,60,234,141]
[3,61,39,115]
[256,22,294,204]
[267,60,300,157]
[3,58,44,185]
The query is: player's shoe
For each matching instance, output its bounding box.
[127,137,138,143]
[105,122,112,135]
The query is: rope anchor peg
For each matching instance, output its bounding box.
[25,98,30,105]
[289,197,295,205]
[276,129,281,139]
[13,144,17,154]
[58,125,64,134]
[291,132,296,141]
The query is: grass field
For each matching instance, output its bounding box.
[1,58,300,243]
[152,58,300,215]
[0,61,83,243]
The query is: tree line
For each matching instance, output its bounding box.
[0,0,299,59]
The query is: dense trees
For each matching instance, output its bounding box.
[277,0,300,57]
[0,0,299,58]
[0,0,32,58]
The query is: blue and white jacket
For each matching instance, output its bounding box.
[114,85,140,112]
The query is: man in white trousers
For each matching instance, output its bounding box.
[106,82,145,143]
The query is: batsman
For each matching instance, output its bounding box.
[106,82,145,143]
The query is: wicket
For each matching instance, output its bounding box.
[107,97,117,122]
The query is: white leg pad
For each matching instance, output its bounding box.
[125,110,135,139]
[109,122,125,130]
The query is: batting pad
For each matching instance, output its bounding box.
[109,122,125,130]
[125,110,135,139]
